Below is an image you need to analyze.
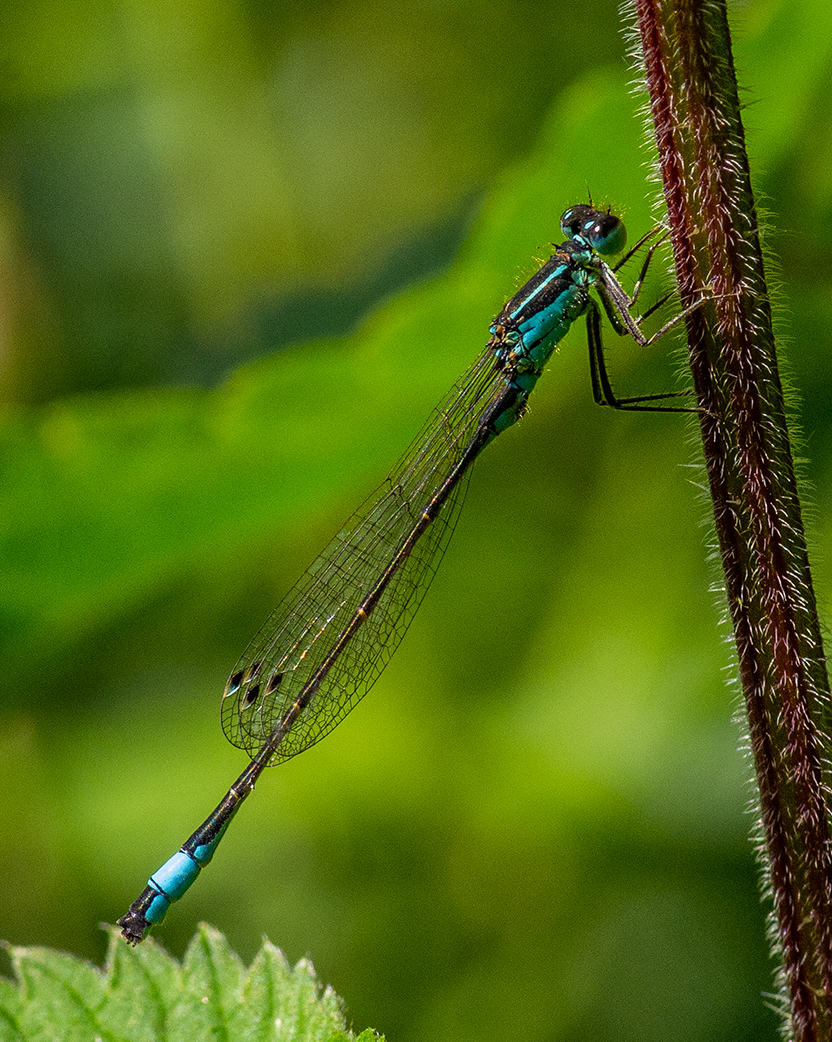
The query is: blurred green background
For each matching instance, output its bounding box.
[1,0,831,1040]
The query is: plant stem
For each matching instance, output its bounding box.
[629,0,832,1037]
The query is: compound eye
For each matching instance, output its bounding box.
[559,207,582,238]
[588,214,627,256]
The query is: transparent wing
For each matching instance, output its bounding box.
[221,346,510,765]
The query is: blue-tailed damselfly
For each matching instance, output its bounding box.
[118,204,697,943]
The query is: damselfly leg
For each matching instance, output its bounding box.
[590,226,706,412]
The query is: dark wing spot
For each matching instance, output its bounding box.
[242,683,261,708]
[225,670,244,697]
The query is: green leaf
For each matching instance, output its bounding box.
[0,926,384,1042]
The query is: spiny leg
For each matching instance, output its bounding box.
[586,299,696,414]
[609,226,706,338]
[612,226,671,311]
[597,256,709,349]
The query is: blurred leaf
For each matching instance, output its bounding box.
[0,68,651,701]
[0,0,626,401]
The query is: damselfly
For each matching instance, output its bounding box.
[118,204,697,943]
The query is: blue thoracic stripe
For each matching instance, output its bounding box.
[507,261,570,321]
[117,202,659,945]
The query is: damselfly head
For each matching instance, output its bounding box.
[560,205,626,258]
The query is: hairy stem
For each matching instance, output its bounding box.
[629,0,832,1037]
